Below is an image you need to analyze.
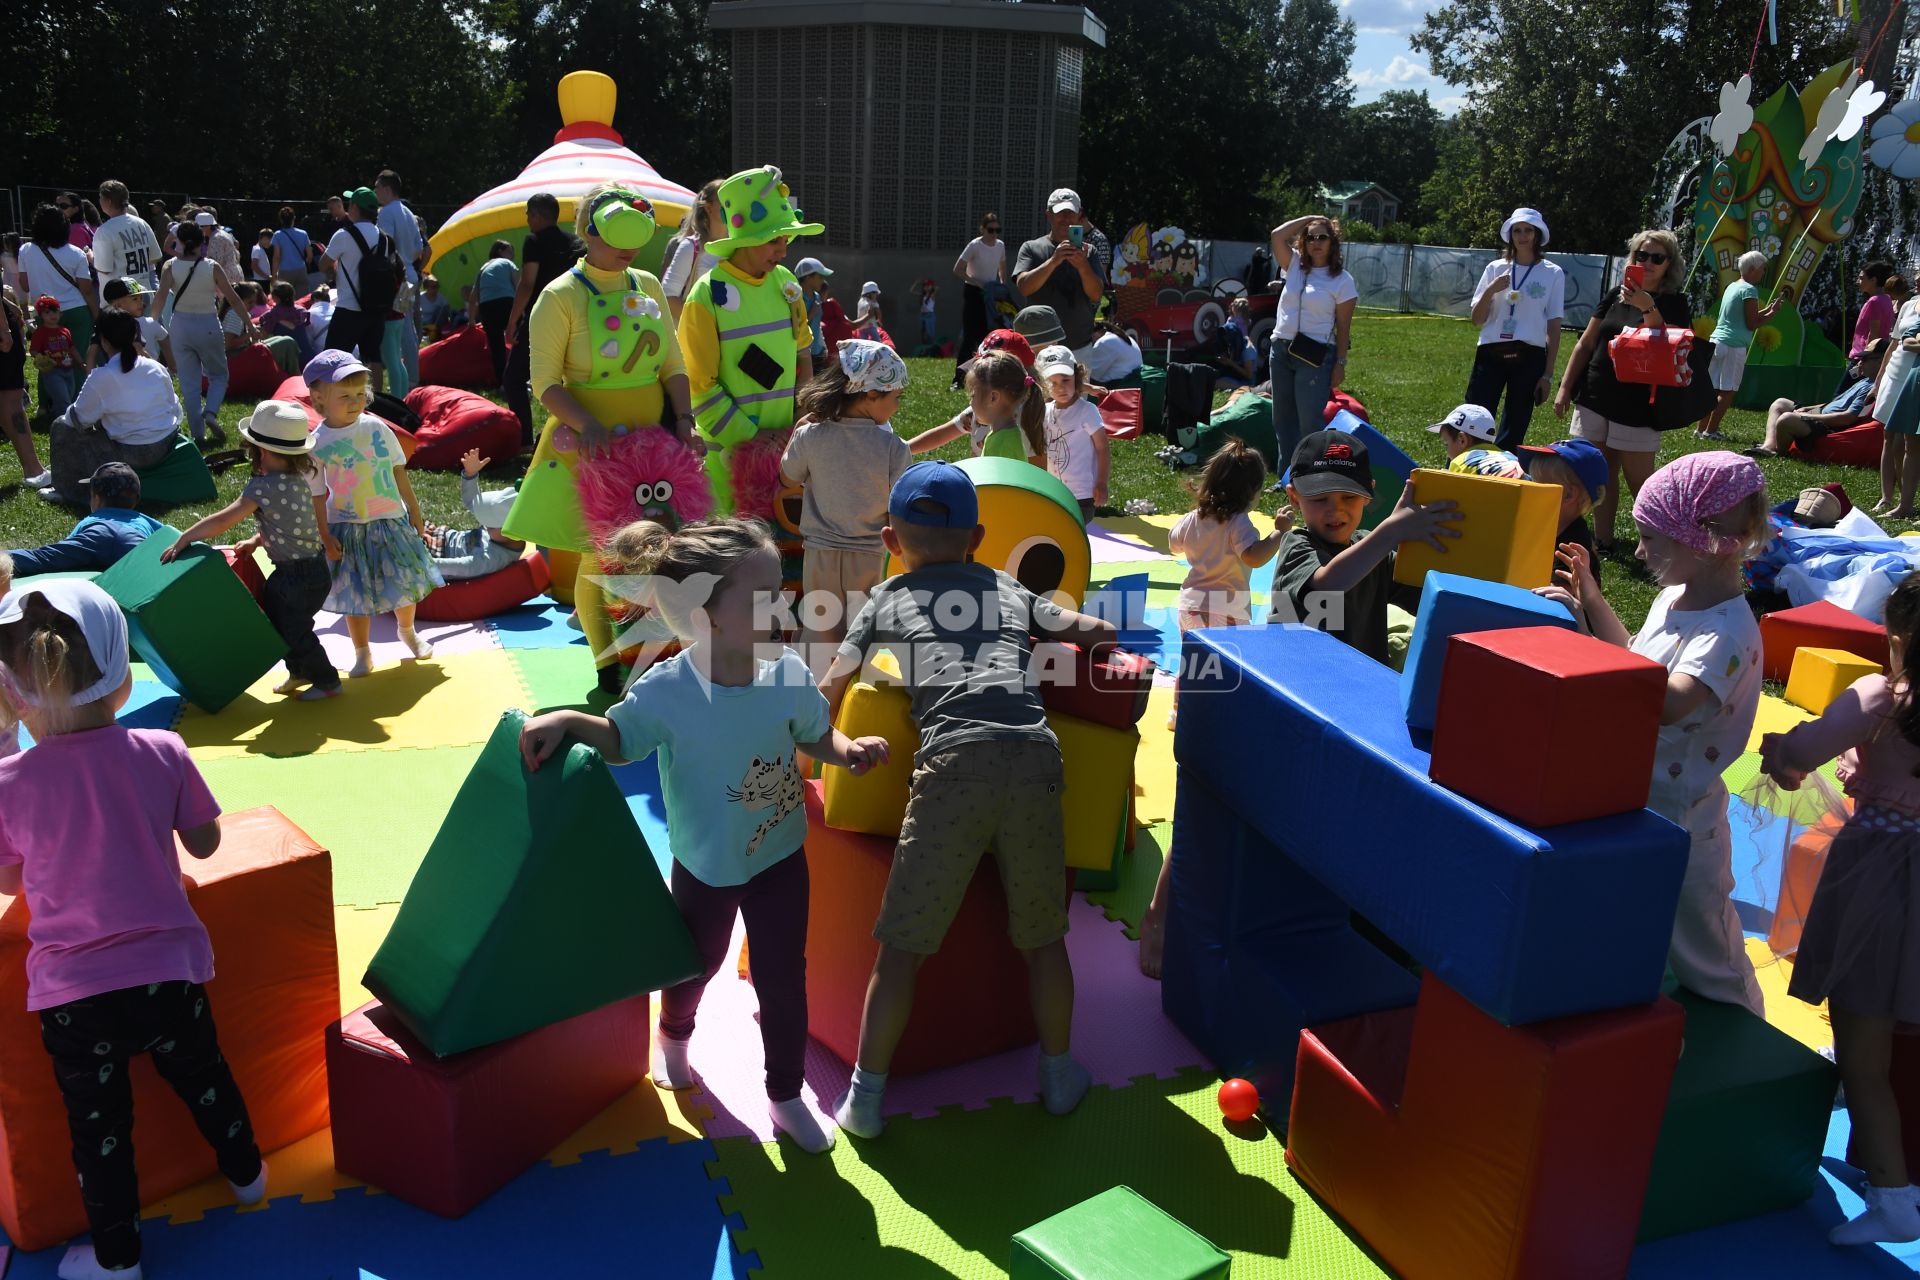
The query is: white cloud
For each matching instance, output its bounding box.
[1435,95,1468,115]
[1349,55,1434,90]
[1340,0,1435,35]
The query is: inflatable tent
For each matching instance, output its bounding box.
[425,71,698,300]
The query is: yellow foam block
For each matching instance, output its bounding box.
[1747,693,1814,752]
[1135,686,1177,827]
[1391,468,1559,590]
[176,648,526,760]
[1784,646,1883,714]
[1052,711,1137,872]
[1747,937,1832,1053]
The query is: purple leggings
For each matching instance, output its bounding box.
[659,848,810,1102]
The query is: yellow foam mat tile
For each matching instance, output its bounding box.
[1135,685,1177,826]
[1748,938,1833,1053]
[176,648,528,759]
[335,904,397,1017]
[145,1128,364,1224]
[1747,693,1814,753]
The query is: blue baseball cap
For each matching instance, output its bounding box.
[302,349,370,385]
[1524,439,1608,502]
[888,461,978,529]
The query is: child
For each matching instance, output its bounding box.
[259,282,314,361]
[0,292,50,488]
[1519,438,1608,582]
[426,447,526,580]
[907,331,1039,459]
[1760,573,1920,1245]
[1429,402,1523,478]
[780,340,913,663]
[302,350,442,678]
[1268,428,1461,665]
[307,285,334,351]
[221,282,260,352]
[415,274,450,342]
[0,580,267,1279]
[1699,251,1781,440]
[88,278,173,374]
[822,462,1119,1138]
[1541,450,1769,1015]
[971,349,1047,463]
[918,279,937,348]
[0,552,14,761]
[29,296,77,424]
[854,281,883,340]
[518,517,888,1154]
[792,256,836,367]
[161,401,341,700]
[1035,344,1110,521]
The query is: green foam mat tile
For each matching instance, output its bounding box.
[195,745,479,908]
[1088,560,1187,589]
[508,645,619,715]
[1722,750,1845,826]
[1085,823,1167,939]
[709,1069,1390,1279]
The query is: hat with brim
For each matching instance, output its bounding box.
[239,400,316,454]
[705,165,825,254]
[792,257,832,279]
[342,187,379,216]
[1012,305,1067,348]
[960,329,1036,374]
[1035,345,1078,381]
[1287,429,1375,499]
[1500,207,1550,246]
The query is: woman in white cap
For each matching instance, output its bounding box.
[1466,208,1564,451]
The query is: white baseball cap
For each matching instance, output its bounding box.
[1035,345,1078,380]
[193,211,217,227]
[1048,188,1083,214]
[792,257,831,279]
[1426,403,1499,442]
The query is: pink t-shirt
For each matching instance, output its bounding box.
[0,725,219,1010]
[1853,293,1895,358]
[1778,673,1920,817]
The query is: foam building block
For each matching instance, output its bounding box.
[1637,988,1837,1240]
[1760,599,1890,681]
[1163,626,1687,1103]
[94,531,287,713]
[364,710,700,1057]
[1399,573,1578,731]
[0,807,336,1251]
[1430,626,1667,828]
[1287,974,1683,1280]
[328,994,648,1217]
[820,680,919,838]
[219,544,267,605]
[1767,811,1844,956]
[803,780,1039,1074]
[1010,1185,1230,1280]
[1391,468,1559,590]
[1050,711,1137,873]
[1033,641,1155,730]
[1849,1030,1920,1175]
[1328,409,1414,533]
[1783,645,1883,714]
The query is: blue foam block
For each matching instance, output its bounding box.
[1331,410,1417,533]
[1399,572,1578,731]
[1173,625,1688,1027]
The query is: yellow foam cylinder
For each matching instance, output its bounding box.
[821,681,919,837]
[557,71,616,126]
[1784,646,1883,715]
[543,548,581,606]
[1050,713,1136,872]
[1392,468,1560,591]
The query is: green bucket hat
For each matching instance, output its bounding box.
[705,165,824,254]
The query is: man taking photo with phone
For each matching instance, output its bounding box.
[1014,188,1105,363]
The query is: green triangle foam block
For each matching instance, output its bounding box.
[1011,1185,1230,1279]
[364,709,701,1057]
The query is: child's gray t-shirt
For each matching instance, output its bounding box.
[243,472,325,563]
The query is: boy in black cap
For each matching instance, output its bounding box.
[1270,428,1461,664]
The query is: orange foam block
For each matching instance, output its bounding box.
[1391,468,1559,591]
[0,807,337,1251]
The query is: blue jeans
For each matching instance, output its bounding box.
[1270,339,1336,467]
[380,319,414,397]
[36,366,74,421]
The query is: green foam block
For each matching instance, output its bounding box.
[1012,1185,1230,1280]
[95,528,286,712]
[135,433,216,504]
[1636,987,1838,1241]
[364,709,701,1057]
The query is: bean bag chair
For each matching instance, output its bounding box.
[266,377,420,463]
[403,385,522,472]
[1790,420,1883,469]
[1194,391,1280,470]
[1094,389,1143,440]
[136,433,217,504]
[226,342,285,399]
[417,324,497,390]
[415,543,553,623]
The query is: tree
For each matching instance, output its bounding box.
[1341,91,1442,227]
[1268,0,1357,199]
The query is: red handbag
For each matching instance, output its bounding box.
[1608,326,1695,391]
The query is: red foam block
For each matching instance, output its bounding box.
[1431,626,1666,827]
[326,994,648,1218]
[1034,641,1154,729]
[219,545,266,606]
[1287,973,1682,1280]
[1760,600,1890,682]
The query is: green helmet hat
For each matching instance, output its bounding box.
[585,187,659,251]
[705,165,824,254]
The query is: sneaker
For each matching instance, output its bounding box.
[35,485,62,502]
[20,470,49,488]
[1831,1183,1920,1245]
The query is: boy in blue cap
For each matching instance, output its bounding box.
[821,461,1117,1138]
[1519,437,1609,582]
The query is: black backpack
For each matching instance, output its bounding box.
[343,221,401,315]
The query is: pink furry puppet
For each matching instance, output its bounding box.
[729,429,792,522]
[575,426,716,545]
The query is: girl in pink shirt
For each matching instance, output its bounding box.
[1854,261,1897,360]
[0,581,264,1279]
[1762,574,1920,1248]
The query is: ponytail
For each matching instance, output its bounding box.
[967,349,1046,458]
[796,361,861,423]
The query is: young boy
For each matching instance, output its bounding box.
[28,297,77,424]
[425,447,526,580]
[87,278,173,373]
[822,461,1117,1138]
[1428,402,1523,478]
[1269,428,1461,665]
[793,256,836,368]
[1518,437,1608,582]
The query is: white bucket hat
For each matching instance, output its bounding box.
[1500,207,1550,246]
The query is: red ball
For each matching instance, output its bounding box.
[1217,1077,1259,1123]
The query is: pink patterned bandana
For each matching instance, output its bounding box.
[1631,450,1765,553]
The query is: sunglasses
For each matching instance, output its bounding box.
[1306,233,1332,242]
[985,225,1000,231]
[1632,250,1668,264]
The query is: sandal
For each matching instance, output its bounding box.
[1741,447,1778,458]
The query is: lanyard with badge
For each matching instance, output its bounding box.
[1499,261,1536,342]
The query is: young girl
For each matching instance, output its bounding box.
[0,580,266,1279]
[968,350,1046,462]
[161,400,342,700]
[1760,573,1920,1245]
[0,292,50,486]
[908,330,1040,460]
[780,340,913,660]
[1140,440,1290,977]
[1036,345,1110,521]
[302,350,442,678]
[1871,291,1920,518]
[1542,450,1769,1015]
[517,517,889,1154]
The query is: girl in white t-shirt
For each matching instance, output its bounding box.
[1465,207,1565,451]
[1542,450,1770,1016]
[1266,214,1357,465]
[1035,345,1109,520]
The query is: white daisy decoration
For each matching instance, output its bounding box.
[1834,76,1886,143]
[781,280,804,305]
[1709,76,1755,156]
[1868,96,1920,180]
[1800,69,1860,168]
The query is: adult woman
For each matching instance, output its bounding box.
[20,203,97,355]
[1266,214,1358,463]
[660,178,724,321]
[951,212,1008,389]
[503,182,701,695]
[1554,228,1692,551]
[1085,319,1144,385]
[1870,290,1920,517]
[56,193,95,251]
[42,310,181,502]
[0,292,49,488]
[156,221,258,445]
[471,240,520,382]
[270,206,312,290]
[1466,207,1564,451]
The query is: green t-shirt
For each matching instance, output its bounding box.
[1710,280,1759,348]
[980,427,1029,461]
[1266,527,1420,667]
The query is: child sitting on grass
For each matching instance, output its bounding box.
[258,282,314,360]
[821,462,1119,1138]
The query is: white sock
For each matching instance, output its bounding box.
[832,1066,888,1139]
[652,1034,694,1089]
[1039,1051,1091,1116]
[58,1244,142,1278]
[770,1097,836,1153]
[400,629,433,660]
[230,1157,268,1206]
[347,648,374,678]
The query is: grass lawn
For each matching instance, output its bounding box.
[1,313,1880,633]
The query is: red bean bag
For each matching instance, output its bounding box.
[1790,420,1883,469]
[415,543,553,623]
[265,377,419,462]
[417,323,498,390]
[1094,388,1143,439]
[403,385,522,472]
[1324,388,1370,423]
[226,342,285,399]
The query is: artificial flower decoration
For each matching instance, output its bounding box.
[1800,69,1860,166]
[1835,75,1887,142]
[1868,95,1920,179]
[1709,75,1755,156]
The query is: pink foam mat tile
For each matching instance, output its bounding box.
[686,896,1202,1142]
[312,611,500,669]
[1089,521,1168,563]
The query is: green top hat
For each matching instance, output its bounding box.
[705,165,824,255]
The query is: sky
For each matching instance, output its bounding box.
[1340,0,1467,113]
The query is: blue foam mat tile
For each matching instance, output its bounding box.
[1728,797,1800,939]
[19,678,179,749]
[485,597,589,651]
[610,754,675,880]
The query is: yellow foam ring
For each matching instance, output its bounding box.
[1393,468,1560,590]
[335,905,398,1018]
[1747,694,1815,753]
[176,648,528,760]
[1746,937,1832,1053]
[144,1128,366,1224]
[1134,685,1178,827]
[557,70,616,126]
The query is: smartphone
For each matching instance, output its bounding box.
[1623,262,1645,294]
[1068,225,1084,250]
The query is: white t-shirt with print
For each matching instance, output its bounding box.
[1044,397,1105,499]
[92,215,162,292]
[309,413,409,524]
[958,237,1006,286]
[1276,262,1358,343]
[1632,586,1763,835]
[1470,257,1566,349]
